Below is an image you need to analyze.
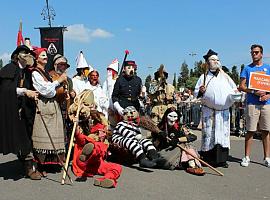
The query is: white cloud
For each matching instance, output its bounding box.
[65,24,114,43]
[0,53,11,65]
[125,27,132,32]
[91,28,114,38]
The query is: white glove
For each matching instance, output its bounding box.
[135,134,143,140]
[114,101,124,116]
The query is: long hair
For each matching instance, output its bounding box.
[158,106,181,131]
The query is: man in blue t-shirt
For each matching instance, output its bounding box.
[239,44,270,168]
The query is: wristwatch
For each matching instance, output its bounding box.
[250,90,255,94]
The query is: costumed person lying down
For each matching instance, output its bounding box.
[69,90,122,188]
[152,107,205,176]
[111,106,165,168]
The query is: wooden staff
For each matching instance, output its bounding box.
[61,91,91,185]
[167,137,224,176]
[201,63,208,86]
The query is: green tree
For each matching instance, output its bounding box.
[193,60,204,77]
[185,76,199,90]
[0,59,3,69]
[189,69,194,77]
[240,64,245,74]
[231,65,240,85]
[177,61,189,88]
[173,73,177,90]
[144,74,152,92]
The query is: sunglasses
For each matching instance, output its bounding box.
[251,51,261,55]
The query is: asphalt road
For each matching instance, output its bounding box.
[0,131,269,200]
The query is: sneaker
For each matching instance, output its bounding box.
[240,156,250,167]
[264,157,270,168]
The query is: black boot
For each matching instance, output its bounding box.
[24,160,41,180]
[138,154,156,168]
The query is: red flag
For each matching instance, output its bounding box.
[16,20,24,46]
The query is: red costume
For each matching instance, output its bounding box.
[72,126,122,187]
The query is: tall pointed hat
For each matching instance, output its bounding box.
[107,58,119,72]
[76,51,89,69]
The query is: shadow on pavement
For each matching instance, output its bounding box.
[0,159,24,181]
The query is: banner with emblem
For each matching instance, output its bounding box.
[248,72,270,92]
[39,27,65,70]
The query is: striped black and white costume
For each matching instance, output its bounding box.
[112,121,156,158]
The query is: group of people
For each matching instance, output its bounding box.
[0,42,269,189]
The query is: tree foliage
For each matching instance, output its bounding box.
[178,61,189,88]
[173,73,177,90]
[144,74,152,92]
[231,65,240,85]
[0,59,3,69]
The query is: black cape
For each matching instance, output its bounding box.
[0,62,35,155]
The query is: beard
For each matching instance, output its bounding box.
[209,62,221,72]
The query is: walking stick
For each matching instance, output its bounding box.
[167,137,224,176]
[178,143,224,176]
[35,102,73,184]
[61,91,91,185]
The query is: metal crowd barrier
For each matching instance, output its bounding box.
[177,101,247,136]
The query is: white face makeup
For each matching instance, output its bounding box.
[38,51,48,60]
[124,65,135,76]
[167,111,178,127]
[208,55,221,71]
[37,51,48,65]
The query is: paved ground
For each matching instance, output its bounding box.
[0,130,269,200]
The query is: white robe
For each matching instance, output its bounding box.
[89,83,109,117]
[102,77,116,110]
[72,76,91,96]
[194,70,237,151]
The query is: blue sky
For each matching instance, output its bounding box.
[1,0,270,83]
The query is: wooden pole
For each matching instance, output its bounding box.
[61,91,91,184]
[177,143,224,176]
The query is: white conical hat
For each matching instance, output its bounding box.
[76,51,89,69]
[88,64,94,72]
[107,58,119,72]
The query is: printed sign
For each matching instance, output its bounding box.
[248,72,270,92]
[39,27,64,71]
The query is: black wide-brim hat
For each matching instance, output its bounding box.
[203,49,218,61]
[11,45,35,59]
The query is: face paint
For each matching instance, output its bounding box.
[107,69,118,80]
[167,111,178,127]
[37,51,48,66]
[38,51,48,60]
[208,55,221,71]
[124,65,135,76]
[18,52,35,68]
[83,68,90,77]
[123,106,139,124]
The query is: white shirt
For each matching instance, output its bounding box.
[72,76,91,96]
[32,71,60,98]
[16,62,27,96]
